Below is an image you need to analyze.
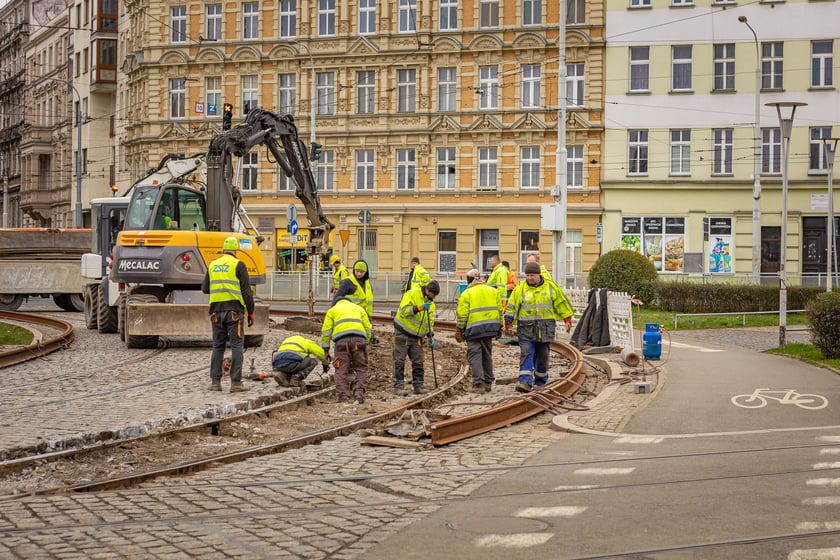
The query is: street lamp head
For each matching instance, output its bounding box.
[737,15,747,22]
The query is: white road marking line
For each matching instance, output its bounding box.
[615,436,665,444]
[796,522,840,530]
[515,506,587,518]
[552,485,601,491]
[820,449,840,455]
[789,547,840,559]
[817,436,840,443]
[814,462,840,470]
[668,341,723,352]
[474,533,554,548]
[802,497,840,506]
[573,467,636,476]
[807,478,840,488]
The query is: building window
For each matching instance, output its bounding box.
[242,75,258,114]
[480,0,498,28]
[712,128,733,175]
[438,67,456,111]
[317,72,335,115]
[761,127,781,174]
[568,0,585,23]
[241,152,259,191]
[479,66,498,110]
[243,2,259,40]
[277,172,293,192]
[567,62,584,107]
[318,0,336,36]
[811,40,833,88]
[206,77,221,118]
[399,0,416,33]
[713,43,735,91]
[356,150,375,190]
[630,0,651,6]
[520,231,541,270]
[629,47,649,92]
[170,78,185,118]
[206,4,222,41]
[521,147,540,190]
[567,145,583,187]
[397,149,415,190]
[479,147,497,189]
[522,64,541,109]
[278,73,296,115]
[672,0,693,5]
[761,42,783,89]
[397,69,416,113]
[317,150,334,191]
[357,71,375,114]
[523,0,541,25]
[672,45,692,91]
[440,0,457,30]
[437,147,456,190]
[438,230,457,273]
[359,0,375,35]
[810,127,833,172]
[670,129,691,175]
[279,1,296,38]
[171,6,186,43]
[628,130,648,175]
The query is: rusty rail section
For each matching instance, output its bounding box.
[0,311,74,369]
[429,340,585,446]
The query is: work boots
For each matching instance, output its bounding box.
[209,379,222,391]
[229,381,249,393]
[273,372,291,387]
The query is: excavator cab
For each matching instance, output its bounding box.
[125,184,206,232]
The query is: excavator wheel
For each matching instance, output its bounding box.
[83,285,98,330]
[117,294,126,342]
[124,293,161,349]
[97,285,119,334]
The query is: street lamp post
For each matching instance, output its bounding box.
[554,0,568,287]
[767,101,806,347]
[738,16,762,284]
[47,76,83,228]
[822,138,839,292]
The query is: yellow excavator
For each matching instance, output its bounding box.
[110,108,333,348]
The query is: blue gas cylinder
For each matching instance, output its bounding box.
[642,323,662,360]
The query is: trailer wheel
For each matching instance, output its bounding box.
[124,293,160,349]
[97,285,119,333]
[83,285,98,330]
[53,294,85,312]
[0,294,24,311]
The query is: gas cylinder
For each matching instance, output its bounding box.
[642,323,662,360]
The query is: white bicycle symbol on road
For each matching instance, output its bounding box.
[731,388,829,410]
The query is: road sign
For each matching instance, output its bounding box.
[286,204,297,222]
[289,220,299,235]
[339,229,350,246]
[358,210,372,224]
[596,223,603,244]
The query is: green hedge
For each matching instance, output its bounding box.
[807,291,840,359]
[653,284,823,313]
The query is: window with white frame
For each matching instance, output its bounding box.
[811,40,833,88]
[317,150,334,191]
[478,147,497,189]
[761,127,781,174]
[480,0,498,27]
[170,78,185,118]
[318,0,336,36]
[279,1,296,38]
[278,73,296,114]
[438,230,457,273]
[479,66,498,109]
[519,231,540,270]
[567,145,583,187]
[761,42,783,89]
[356,150,375,190]
[171,6,186,43]
[206,77,221,118]
[628,130,648,175]
[438,67,456,111]
[810,127,833,172]
[357,71,375,114]
[205,4,222,41]
[359,0,375,35]
[242,2,259,40]
[399,0,416,33]
[521,147,540,190]
[712,128,733,175]
[397,69,416,113]
[630,0,651,6]
[567,63,584,106]
[440,0,457,30]
[567,0,584,23]
[241,152,259,191]
[713,43,735,91]
[629,47,649,92]
[397,149,415,190]
[523,0,541,25]
[672,0,692,5]
[242,75,258,114]
[566,229,583,278]
[672,45,692,91]
[317,72,334,115]
[277,171,292,191]
[522,64,540,109]
[670,129,691,175]
[437,147,455,190]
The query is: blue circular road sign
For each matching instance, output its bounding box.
[290,220,299,235]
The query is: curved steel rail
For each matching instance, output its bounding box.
[0,311,74,368]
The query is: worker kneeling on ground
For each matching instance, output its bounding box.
[272,335,330,388]
[321,297,372,405]
[392,280,439,396]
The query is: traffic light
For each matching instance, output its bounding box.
[309,141,322,161]
[222,103,233,131]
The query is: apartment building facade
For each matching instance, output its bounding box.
[0,0,27,228]
[603,0,839,284]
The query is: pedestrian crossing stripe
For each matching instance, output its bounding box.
[615,436,665,444]
[573,467,636,475]
[514,506,587,518]
[816,436,840,442]
[474,533,554,548]
[806,478,840,487]
[796,522,840,530]
[788,547,840,559]
[819,449,840,455]
[802,497,840,506]
[813,462,840,469]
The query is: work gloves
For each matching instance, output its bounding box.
[504,322,514,337]
[426,332,436,349]
[564,316,572,333]
[417,301,431,312]
[247,313,254,327]
[454,330,464,343]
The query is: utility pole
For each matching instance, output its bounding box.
[553,0,568,286]
[738,16,762,284]
[2,151,8,228]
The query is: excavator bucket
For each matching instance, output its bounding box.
[125,302,270,338]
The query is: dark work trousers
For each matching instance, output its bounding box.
[333,335,368,401]
[274,356,319,380]
[466,337,495,386]
[517,339,551,386]
[210,310,244,382]
[392,332,425,390]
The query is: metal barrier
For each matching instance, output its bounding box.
[673,309,807,329]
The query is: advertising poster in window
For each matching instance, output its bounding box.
[643,217,664,271]
[708,217,733,273]
[621,217,641,252]
[663,217,686,272]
